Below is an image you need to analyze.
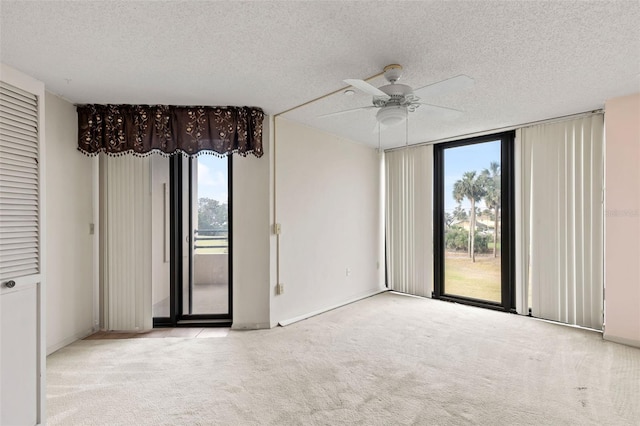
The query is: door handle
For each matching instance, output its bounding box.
[3,280,16,289]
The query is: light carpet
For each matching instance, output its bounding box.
[47,292,640,425]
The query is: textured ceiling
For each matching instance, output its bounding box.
[1,1,639,149]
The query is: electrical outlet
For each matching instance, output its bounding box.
[89,223,95,235]
[276,283,284,295]
[346,268,351,277]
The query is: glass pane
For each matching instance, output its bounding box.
[188,155,229,315]
[182,156,190,314]
[443,141,501,303]
[151,154,170,318]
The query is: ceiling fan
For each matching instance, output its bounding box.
[321,64,474,128]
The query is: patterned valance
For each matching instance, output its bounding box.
[77,104,264,158]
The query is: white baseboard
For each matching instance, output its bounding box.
[603,333,640,349]
[231,322,271,330]
[46,326,96,355]
[389,290,432,299]
[278,288,388,327]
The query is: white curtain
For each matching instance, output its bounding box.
[517,114,604,329]
[385,145,433,297]
[100,155,153,331]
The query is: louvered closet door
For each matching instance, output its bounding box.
[0,71,44,425]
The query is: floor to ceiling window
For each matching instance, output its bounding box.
[433,132,515,311]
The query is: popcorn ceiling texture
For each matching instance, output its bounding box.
[47,292,640,425]
[1,1,639,148]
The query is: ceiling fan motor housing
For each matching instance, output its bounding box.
[374,83,419,110]
[374,74,420,125]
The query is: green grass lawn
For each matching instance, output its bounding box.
[444,253,501,302]
[487,242,501,250]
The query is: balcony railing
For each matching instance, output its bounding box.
[194,228,228,254]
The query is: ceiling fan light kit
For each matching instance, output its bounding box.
[376,105,407,127]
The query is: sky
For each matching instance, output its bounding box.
[444,140,500,213]
[197,154,228,203]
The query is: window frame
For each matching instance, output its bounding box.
[433,131,515,312]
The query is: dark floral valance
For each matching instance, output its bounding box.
[77,104,264,158]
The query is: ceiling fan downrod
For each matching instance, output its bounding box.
[383,64,403,83]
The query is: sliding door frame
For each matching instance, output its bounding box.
[433,131,516,312]
[153,155,233,327]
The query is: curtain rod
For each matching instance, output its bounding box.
[384,109,604,153]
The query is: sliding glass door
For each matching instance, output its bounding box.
[434,132,514,311]
[153,154,232,327]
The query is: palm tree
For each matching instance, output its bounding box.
[453,204,468,222]
[481,162,501,257]
[444,212,454,228]
[453,171,487,262]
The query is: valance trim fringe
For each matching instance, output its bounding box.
[76,147,261,159]
[77,104,265,158]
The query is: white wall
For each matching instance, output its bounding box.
[231,118,272,329]
[604,92,640,348]
[271,118,385,324]
[44,91,96,354]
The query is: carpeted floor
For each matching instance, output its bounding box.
[47,292,640,425]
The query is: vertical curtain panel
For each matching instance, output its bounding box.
[102,155,153,331]
[78,104,264,158]
[385,145,433,297]
[518,114,604,330]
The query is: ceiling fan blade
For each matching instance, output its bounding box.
[318,105,376,118]
[416,102,464,119]
[413,75,474,98]
[417,102,464,113]
[344,79,390,100]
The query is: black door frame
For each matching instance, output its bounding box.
[433,131,515,312]
[154,155,233,327]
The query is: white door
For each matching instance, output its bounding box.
[0,64,45,425]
